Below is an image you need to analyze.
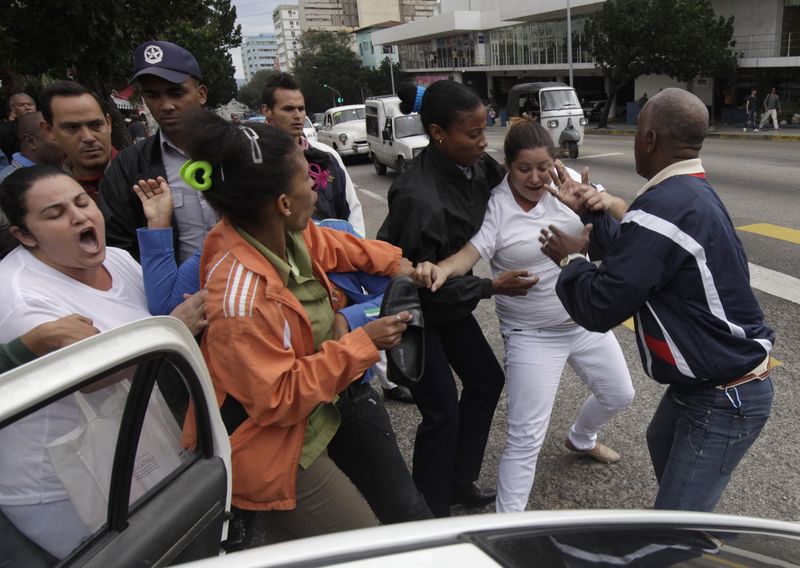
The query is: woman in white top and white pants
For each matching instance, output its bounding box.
[416,120,634,513]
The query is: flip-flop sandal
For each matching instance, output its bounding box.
[379,275,425,387]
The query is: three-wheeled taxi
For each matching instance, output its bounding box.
[506,82,586,159]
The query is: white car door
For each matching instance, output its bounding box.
[0,317,231,567]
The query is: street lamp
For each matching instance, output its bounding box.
[322,83,343,107]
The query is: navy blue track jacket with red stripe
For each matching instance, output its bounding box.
[557,166,774,391]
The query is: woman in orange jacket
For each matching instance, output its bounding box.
[181,110,413,543]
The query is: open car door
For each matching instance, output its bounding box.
[0,317,231,567]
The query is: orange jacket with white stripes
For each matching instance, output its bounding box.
[199,218,403,511]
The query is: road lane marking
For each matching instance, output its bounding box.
[737,223,800,244]
[575,152,624,160]
[749,262,800,305]
[357,187,387,203]
[621,317,783,367]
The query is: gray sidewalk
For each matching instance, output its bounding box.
[486,122,800,142]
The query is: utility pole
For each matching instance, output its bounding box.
[567,0,574,87]
[389,59,396,94]
[322,83,342,107]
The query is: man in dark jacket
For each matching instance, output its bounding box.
[98,40,215,262]
[260,73,364,236]
[540,88,775,512]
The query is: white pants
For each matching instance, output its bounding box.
[496,325,634,513]
[759,109,779,129]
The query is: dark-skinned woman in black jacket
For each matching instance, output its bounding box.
[378,80,534,517]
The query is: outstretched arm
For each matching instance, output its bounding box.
[415,242,481,291]
[135,177,201,314]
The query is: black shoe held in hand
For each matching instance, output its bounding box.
[379,275,425,387]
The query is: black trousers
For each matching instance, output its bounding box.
[328,381,433,524]
[410,314,505,517]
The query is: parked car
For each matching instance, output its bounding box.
[582,99,607,122]
[311,112,325,130]
[4,318,800,567]
[365,95,428,175]
[303,115,317,143]
[316,104,368,157]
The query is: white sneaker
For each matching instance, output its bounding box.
[754,128,760,132]
[743,128,747,132]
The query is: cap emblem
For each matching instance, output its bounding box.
[144,45,164,64]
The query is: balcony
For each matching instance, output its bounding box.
[734,32,799,58]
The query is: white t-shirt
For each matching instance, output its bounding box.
[470,173,585,332]
[0,246,150,505]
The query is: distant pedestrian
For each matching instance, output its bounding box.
[744,89,758,132]
[759,87,781,130]
[127,114,147,143]
[0,93,37,161]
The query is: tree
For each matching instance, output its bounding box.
[584,0,738,127]
[294,30,364,114]
[0,0,241,148]
[237,69,279,112]
[360,58,404,99]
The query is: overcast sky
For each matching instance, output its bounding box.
[231,0,284,80]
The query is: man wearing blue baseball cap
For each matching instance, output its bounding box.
[99,40,218,262]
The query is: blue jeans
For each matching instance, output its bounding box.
[646,378,773,511]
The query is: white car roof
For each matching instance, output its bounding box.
[179,509,800,567]
[326,104,365,113]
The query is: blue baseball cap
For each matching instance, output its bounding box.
[131,40,202,84]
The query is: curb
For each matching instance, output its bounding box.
[584,128,800,142]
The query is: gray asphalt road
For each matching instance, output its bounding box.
[340,133,799,522]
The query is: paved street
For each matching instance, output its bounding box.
[340,131,800,521]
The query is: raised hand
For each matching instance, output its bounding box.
[133,176,173,229]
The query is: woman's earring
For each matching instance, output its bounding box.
[436,138,443,144]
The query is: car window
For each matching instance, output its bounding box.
[476,526,800,566]
[540,89,581,111]
[394,115,425,139]
[304,116,313,129]
[332,108,366,125]
[0,355,200,564]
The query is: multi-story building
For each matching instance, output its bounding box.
[300,0,359,31]
[274,4,302,71]
[299,0,439,31]
[373,0,800,115]
[355,21,402,69]
[399,0,439,22]
[241,33,278,83]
